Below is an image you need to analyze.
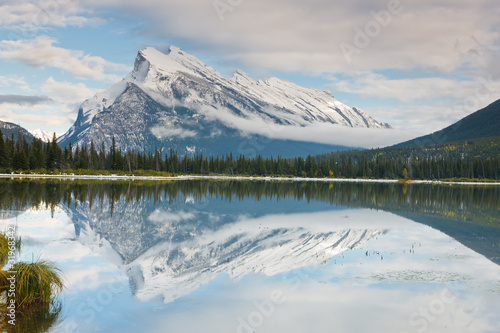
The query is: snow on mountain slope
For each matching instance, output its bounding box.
[229,71,385,128]
[58,46,391,154]
[131,46,389,129]
[30,128,56,142]
[58,81,128,146]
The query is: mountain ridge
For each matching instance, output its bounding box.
[58,46,391,157]
[0,120,35,142]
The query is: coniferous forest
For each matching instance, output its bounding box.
[0,130,498,180]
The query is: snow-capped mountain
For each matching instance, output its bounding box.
[30,128,55,142]
[58,46,391,157]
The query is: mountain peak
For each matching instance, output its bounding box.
[166,45,184,56]
[231,69,255,84]
[139,46,185,61]
[137,46,213,76]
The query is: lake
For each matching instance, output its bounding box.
[0,179,499,333]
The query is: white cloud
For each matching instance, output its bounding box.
[362,105,458,135]
[328,73,499,103]
[42,76,97,102]
[330,71,500,134]
[325,71,500,135]
[0,103,73,130]
[267,123,416,149]
[0,1,91,31]
[0,77,102,132]
[40,77,99,126]
[0,74,31,91]
[84,0,500,76]
[0,36,130,81]
[191,103,414,148]
[150,125,197,140]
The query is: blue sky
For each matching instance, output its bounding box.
[0,0,499,139]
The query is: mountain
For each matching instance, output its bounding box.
[395,98,500,147]
[58,46,391,157]
[0,120,35,142]
[29,128,55,142]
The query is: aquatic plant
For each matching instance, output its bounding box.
[0,233,62,332]
[1,260,63,309]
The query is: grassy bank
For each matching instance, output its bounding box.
[1,171,500,186]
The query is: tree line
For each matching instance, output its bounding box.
[0,130,498,180]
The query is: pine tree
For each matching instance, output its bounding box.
[12,139,29,170]
[89,140,98,169]
[0,129,7,168]
[99,141,106,170]
[110,136,117,170]
[31,138,45,169]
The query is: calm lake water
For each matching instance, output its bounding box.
[1,179,499,333]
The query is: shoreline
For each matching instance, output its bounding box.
[0,173,499,186]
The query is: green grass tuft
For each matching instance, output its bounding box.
[1,260,63,309]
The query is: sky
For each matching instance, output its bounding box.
[0,0,499,144]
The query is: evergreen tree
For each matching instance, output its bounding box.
[12,142,29,170]
[99,141,106,170]
[0,130,7,168]
[89,140,98,169]
[30,138,45,169]
[110,136,117,170]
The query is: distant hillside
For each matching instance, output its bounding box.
[0,120,35,142]
[322,136,500,161]
[395,99,500,147]
[316,135,499,180]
